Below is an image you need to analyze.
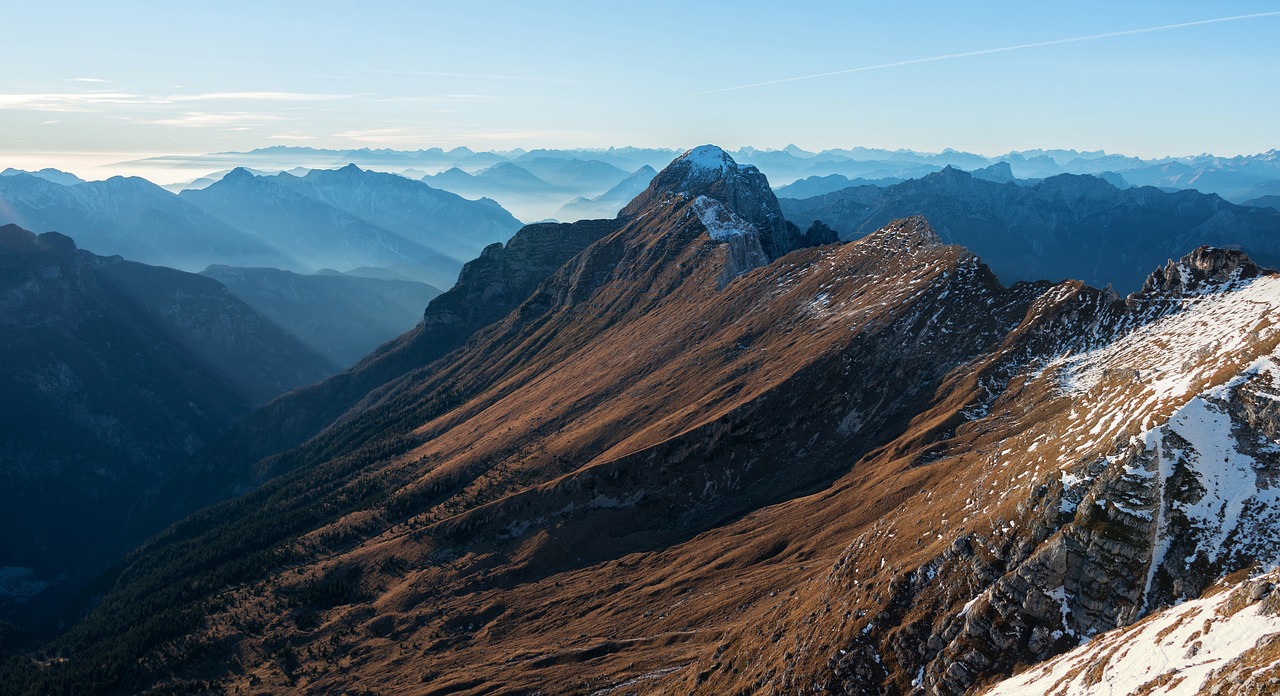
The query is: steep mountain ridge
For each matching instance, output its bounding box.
[0,150,1027,693]
[168,216,626,510]
[7,148,1280,695]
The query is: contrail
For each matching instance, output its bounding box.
[694,11,1280,95]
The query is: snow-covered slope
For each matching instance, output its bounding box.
[986,571,1280,695]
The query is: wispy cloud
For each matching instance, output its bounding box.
[0,92,149,112]
[333,127,426,145]
[374,94,494,103]
[141,112,284,127]
[696,11,1280,95]
[164,91,358,102]
[69,77,112,84]
[0,90,358,113]
[372,69,603,85]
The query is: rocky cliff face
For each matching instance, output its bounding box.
[986,567,1280,694]
[623,145,806,260]
[740,246,1280,695]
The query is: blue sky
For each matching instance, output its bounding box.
[3,1,1278,175]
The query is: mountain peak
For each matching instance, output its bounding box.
[932,165,973,181]
[671,144,739,182]
[634,144,762,201]
[223,166,256,182]
[621,145,805,259]
[859,215,943,252]
[1139,246,1267,294]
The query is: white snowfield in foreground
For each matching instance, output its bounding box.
[985,574,1280,695]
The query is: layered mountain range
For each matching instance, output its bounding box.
[199,266,441,368]
[0,225,335,630]
[128,144,1280,202]
[0,166,522,287]
[181,165,521,287]
[5,146,1279,696]
[0,172,289,271]
[780,166,1280,292]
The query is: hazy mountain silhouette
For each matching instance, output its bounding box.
[0,225,334,631]
[781,166,1280,292]
[554,164,657,221]
[201,265,441,367]
[183,166,521,287]
[0,173,292,271]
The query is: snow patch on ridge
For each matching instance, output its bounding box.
[1042,275,1280,464]
[691,195,758,240]
[1056,276,1280,405]
[1135,361,1280,601]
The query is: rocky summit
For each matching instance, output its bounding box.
[4,147,1280,696]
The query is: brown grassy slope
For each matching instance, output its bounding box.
[164,212,1053,695]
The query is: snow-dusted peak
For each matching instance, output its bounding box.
[679,144,736,175]
[658,144,763,195]
[859,215,943,252]
[619,145,807,260]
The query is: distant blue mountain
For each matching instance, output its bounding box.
[0,172,291,271]
[201,265,441,367]
[773,173,905,199]
[780,166,1280,293]
[1,167,85,186]
[555,165,657,221]
[183,165,521,287]
[114,144,1280,206]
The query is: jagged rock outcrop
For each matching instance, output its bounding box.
[1139,245,1264,294]
[837,247,1280,695]
[987,568,1280,694]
